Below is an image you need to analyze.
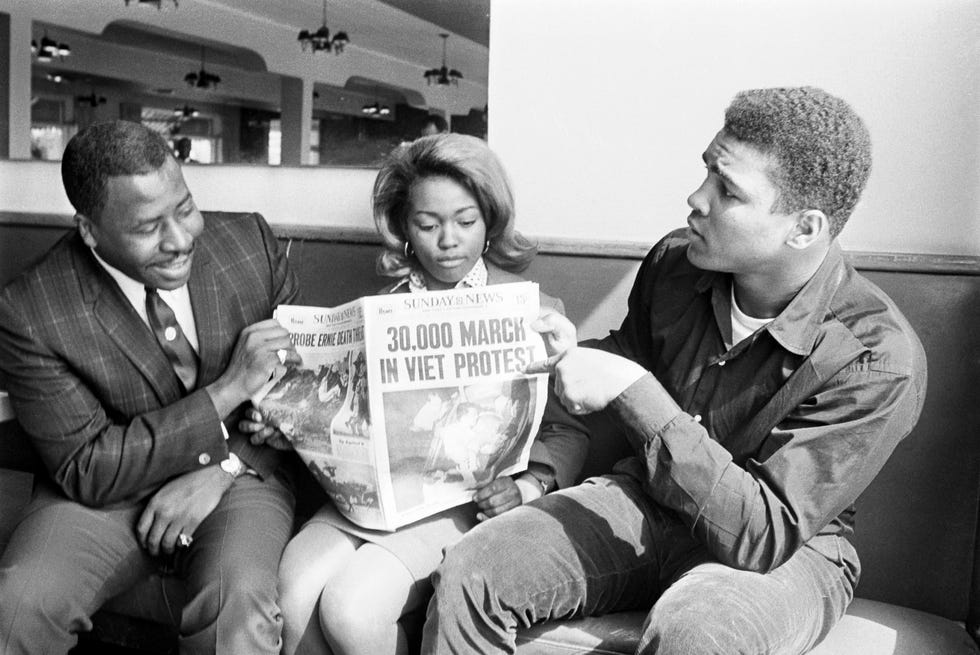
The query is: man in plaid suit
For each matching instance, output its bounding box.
[0,121,300,654]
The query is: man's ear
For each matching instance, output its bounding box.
[76,214,98,249]
[785,209,828,250]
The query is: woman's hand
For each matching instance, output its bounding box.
[473,476,524,521]
[239,407,293,450]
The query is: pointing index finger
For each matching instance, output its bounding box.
[522,353,562,376]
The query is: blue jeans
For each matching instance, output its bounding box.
[421,474,856,655]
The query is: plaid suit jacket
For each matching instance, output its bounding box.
[0,212,299,507]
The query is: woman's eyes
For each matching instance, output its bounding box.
[414,217,479,231]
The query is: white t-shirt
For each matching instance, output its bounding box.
[730,286,772,347]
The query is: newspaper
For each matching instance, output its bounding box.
[254,282,549,532]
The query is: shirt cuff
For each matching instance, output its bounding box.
[608,373,683,448]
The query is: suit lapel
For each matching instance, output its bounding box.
[73,239,183,402]
[188,232,226,385]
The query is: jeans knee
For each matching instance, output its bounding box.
[640,601,708,654]
[640,584,754,655]
[432,531,496,608]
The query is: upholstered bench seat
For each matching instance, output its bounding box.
[808,599,979,655]
[90,587,980,655]
[514,599,979,655]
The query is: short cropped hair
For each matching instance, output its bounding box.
[373,133,537,278]
[62,120,174,220]
[723,87,872,238]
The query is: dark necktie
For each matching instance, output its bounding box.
[145,287,199,392]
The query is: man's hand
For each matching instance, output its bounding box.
[239,407,293,450]
[530,309,578,361]
[206,319,301,419]
[473,476,523,521]
[136,466,234,557]
[525,347,647,415]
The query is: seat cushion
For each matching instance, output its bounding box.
[514,598,980,654]
[808,598,979,655]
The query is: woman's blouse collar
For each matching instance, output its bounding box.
[392,257,488,293]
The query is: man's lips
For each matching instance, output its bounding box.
[153,253,193,271]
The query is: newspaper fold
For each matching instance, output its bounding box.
[253,282,548,531]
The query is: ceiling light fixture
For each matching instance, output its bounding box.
[424,33,462,87]
[32,33,71,62]
[298,0,349,54]
[124,0,178,8]
[362,86,391,117]
[174,104,199,119]
[184,47,221,90]
[361,101,390,117]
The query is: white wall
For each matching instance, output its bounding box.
[488,0,980,256]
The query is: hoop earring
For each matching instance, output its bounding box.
[483,239,491,255]
[404,241,414,259]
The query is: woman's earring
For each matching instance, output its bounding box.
[483,239,491,254]
[404,241,414,259]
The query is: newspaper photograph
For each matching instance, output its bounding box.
[255,282,549,531]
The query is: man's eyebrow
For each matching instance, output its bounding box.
[132,193,194,227]
[702,152,744,194]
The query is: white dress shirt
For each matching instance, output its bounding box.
[90,248,199,352]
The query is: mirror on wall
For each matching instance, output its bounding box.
[18,0,489,166]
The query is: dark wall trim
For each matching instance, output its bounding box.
[4,211,979,276]
[0,212,75,228]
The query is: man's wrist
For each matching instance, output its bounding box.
[514,474,545,504]
[609,359,649,401]
[205,378,244,421]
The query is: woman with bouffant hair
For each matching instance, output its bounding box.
[373,133,537,285]
[273,134,587,655]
